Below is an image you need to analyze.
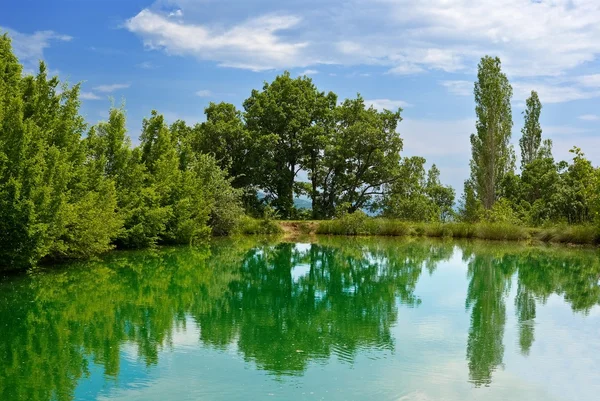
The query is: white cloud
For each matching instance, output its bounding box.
[440,80,472,97]
[512,82,600,104]
[366,99,410,111]
[299,69,318,75]
[374,0,600,77]
[124,1,600,81]
[578,114,600,121]
[0,27,71,69]
[387,63,425,75]
[195,89,211,97]
[577,74,600,87]
[336,41,470,75]
[93,83,130,93]
[80,92,102,100]
[440,79,600,104]
[137,61,156,69]
[168,9,183,18]
[345,71,373,78]
[125,9,311,71]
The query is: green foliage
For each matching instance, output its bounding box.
[1,33,600,271]
[0,36,243,270]
[470,56,514,210]
[458,180,484,223]
[474,223,528,241]
[519,90,542,168]
[483,198,522,225]
[235,206,283,235]
[243,72,336,218]
[316,216,598,244]
[319,95,404,216]
[382,156,435,221]
[426,164,456,222]
[0,35,122,269]
[382,159,455,222]
[532,225,600,245]
[197,102,254,189]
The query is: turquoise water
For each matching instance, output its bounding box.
[1,238,599,400]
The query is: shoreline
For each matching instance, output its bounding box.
[276,219,600,247]
[0,230,600,281]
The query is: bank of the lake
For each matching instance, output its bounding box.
[273,217,600,246]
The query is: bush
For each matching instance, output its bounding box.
[484,198,522,225]
[315,216,600,245]
[475,223,529,241]
[445,223,476,239]
[234,207,283,235]
[377,220,411,236]
[534,225,600,245]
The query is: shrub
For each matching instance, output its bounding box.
[475,223,529,241]
[234,207,283,235]
[377,220,411,236]
[446,223,476,238]
[534,225,600,245]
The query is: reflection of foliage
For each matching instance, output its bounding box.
[463,250,515,386]
[461,243,600,386]
[515,283,536,356]
[1,239,599,400]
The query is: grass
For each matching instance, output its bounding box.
[531,224,600,245]
[235,216,283,235]
[314,216,599,245]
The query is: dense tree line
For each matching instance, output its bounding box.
[460,56,600,225]
[0,35,241,269]
[2,32,599,269]
[0,34,456,269]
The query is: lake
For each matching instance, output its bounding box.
[1,238,599,401]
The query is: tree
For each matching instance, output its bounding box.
[0,34,122,268]
[300,92,338,218]
[197,102,253,188]
[519,90,542,168]
[470,56,514,210]
[381,156,436,221]
[425,164,456,222]
[519,144,560,224]
[560,147,596,224]
[88,107,167,248]
[243,72,335,218]
[458,180,483,223]
[319,95,403,216]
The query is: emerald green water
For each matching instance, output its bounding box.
[1,238,599,401]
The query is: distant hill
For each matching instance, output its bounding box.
[294,198,312,210]
[256,192,312,210]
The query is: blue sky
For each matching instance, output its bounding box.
[2,0,600,191]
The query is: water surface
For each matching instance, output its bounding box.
[1,238,599,401]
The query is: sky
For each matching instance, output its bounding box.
[2,0,600,191]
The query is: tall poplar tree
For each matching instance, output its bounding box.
[519,90,542,168]
[469,56,514,210]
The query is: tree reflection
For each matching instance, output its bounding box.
[462,244,600,386]
[463,248,516,386]
[0,239,599,400]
